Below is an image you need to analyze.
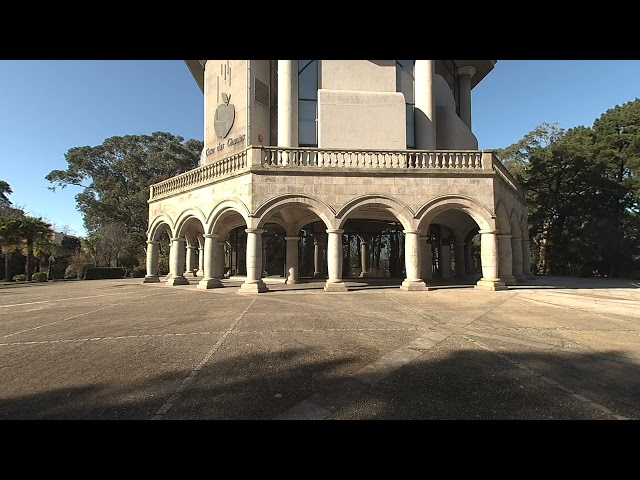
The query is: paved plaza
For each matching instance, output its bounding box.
[0,275,639,420]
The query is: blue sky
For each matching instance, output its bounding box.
[1,60,639,237]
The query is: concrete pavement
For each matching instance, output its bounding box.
[0,275,639,420]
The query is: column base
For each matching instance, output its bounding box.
[313,272,326,279]
[143,275,160,283]
[514,274,527,282]
[286,278,298,285]
[400,279,429,291]
[475,279,508,291]
[239,281,268,293]
[500,275,517,286]
[184,272,196,278]
[197,278,224,289]
[196,270,204,277]
[166,276,190,286]
[324,281,348,292]
[359,272,371,278]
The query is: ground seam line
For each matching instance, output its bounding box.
[151,297,257,420]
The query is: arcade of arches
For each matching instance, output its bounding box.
[144,196,533,293]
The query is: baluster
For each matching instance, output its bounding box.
[455,153,460,169]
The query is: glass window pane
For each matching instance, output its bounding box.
[406,104,415,149]
[299,60,318,100]
[299,100,317,146]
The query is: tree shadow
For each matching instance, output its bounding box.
[1,344,638,420]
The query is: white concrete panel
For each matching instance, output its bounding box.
[318,89,406,150]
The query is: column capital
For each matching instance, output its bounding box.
[204,233,219,239]
[457,65,477,78]
[146,240,159,245]
[403,229,421,235]
[511,236,522,241]
[245,228,265,235]
[497,234,512,239]
[326,229,344,235]
[478,229,498,235]
[284,236,300,242]
[170,237,186,243]
[186,245,197,250]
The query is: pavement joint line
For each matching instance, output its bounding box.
[442,291,518,329]
[0,289,176,309]
[152,297,257,420]
[0,327,426,347]
[275,330,451,420]
[463,334,631,420]
[1,303,119,340]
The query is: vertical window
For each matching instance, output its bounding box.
[396,60,415,149]
[298,60,318,147]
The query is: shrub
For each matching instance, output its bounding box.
[31,272,48,282]
[130,266,146,278]
[83,267,126,280]
[12,274,26,282]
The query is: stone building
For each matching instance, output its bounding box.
[144,60,533,293]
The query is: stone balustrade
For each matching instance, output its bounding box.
[148,146,525,201]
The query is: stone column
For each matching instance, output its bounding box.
[198,234,223,289]
[239,228,268,293]
[401,230,428,291]
[214,243,225,279]
[497,234,516,285]
[414,60,436,150]
[185,246,196,277]
[278,60,299,148]
[359,240,370,278]
[324,229,347,292]
[166,238,189,286]
[522,239,535,280]
[511,236,526,282]
[420,236,432,281]
[285,236,300,284]
[475,230,507,291]
[143,240,160,283]
[197,244,204,276]
[313,236,326,278]
[440,242,452,279]
[455,242,466,279]
[262,243,268,277]
[457,65,476,131]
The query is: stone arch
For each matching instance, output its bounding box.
[416,195,494,233]
[520,217,529,240]
[207,198,251,235]
[494,200,511,234]
[509,209,521,238]
[148,214,175,241]
[336,194,414,231]
[175,208,207,239]
[254,194,335,231]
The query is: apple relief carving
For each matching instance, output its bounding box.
[214,92,235,139]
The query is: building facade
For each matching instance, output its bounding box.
[144,60,533,293]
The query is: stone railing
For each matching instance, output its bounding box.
[149,146,524,201]
[260,147,485,170]
[488,151,525,199]
[150,149,250,200]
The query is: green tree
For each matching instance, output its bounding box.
[46,132,202,236]
[592,98,640,210]
[0,215,21,281]
[17,216,54,280]
[0,180,13,205]
[495,122,565,185]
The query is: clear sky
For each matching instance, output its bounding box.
[1,60,639,237]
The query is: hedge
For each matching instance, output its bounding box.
[84,267,126,280]
[31,272,48,282]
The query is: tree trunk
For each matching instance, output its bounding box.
[25,241,33,280]
[3,250,11,281]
